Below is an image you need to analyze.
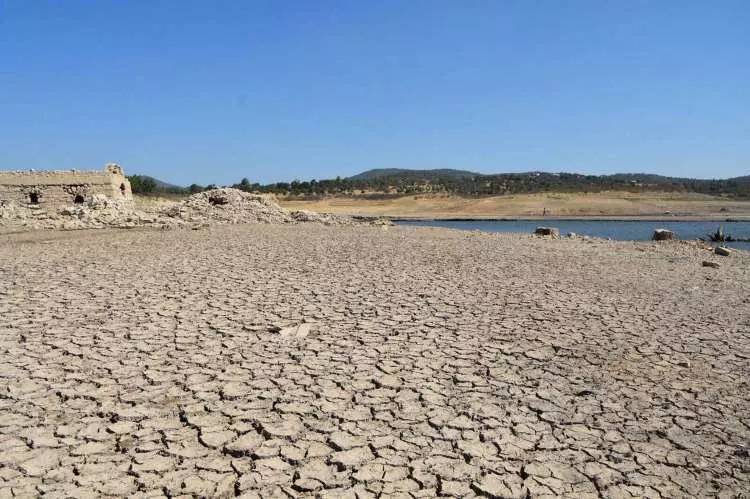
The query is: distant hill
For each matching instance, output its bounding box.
[252,168,750,198]
[128,168,750,198]
[604,173,750,184]
[351,170,750,184]
[127,174,186,194]
[349,168,480,180]
[143,175,182,190]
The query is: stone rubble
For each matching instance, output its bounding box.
[0,188,366,232]
[1,195,159,231]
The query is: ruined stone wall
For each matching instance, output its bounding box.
[0,163,132,208]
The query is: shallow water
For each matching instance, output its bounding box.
[397,219,750,251]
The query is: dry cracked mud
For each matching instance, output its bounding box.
[0,225,749,498]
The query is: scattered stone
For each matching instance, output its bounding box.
[702,261,720,268]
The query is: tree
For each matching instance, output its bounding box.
[127,175,157,194]
[233,177,253,192]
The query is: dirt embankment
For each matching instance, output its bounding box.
[278,191,750,220]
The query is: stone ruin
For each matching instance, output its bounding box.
[0,165,388,231]
[0,163,132,208]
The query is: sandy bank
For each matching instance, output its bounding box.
[279,191,750,220]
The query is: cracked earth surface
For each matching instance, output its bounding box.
[1,225,749,498]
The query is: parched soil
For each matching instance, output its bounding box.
[0,225,748,498]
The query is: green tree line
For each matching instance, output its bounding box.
[129,172,750,198]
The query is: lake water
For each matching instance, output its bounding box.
[397,219,750,251]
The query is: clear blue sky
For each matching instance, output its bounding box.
[1,1,748,185]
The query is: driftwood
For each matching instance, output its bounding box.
[700,226,750,243]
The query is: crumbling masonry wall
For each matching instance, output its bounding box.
[0,163,132,208]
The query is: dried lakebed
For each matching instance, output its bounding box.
[0,225,749,498]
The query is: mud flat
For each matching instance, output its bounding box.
[0,225,749,497]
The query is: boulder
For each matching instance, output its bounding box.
[652,229,676,241]
[715,246,731,256]
[534,227,560,238]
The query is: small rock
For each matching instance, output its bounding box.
[702,261,720,268]
[652,229,676,241]
[534,227,560,238]
[715,246,731,256]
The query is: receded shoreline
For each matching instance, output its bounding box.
[278,191,750,222]
[388,215,750,222]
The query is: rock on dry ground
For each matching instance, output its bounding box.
[0,225,748,498]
